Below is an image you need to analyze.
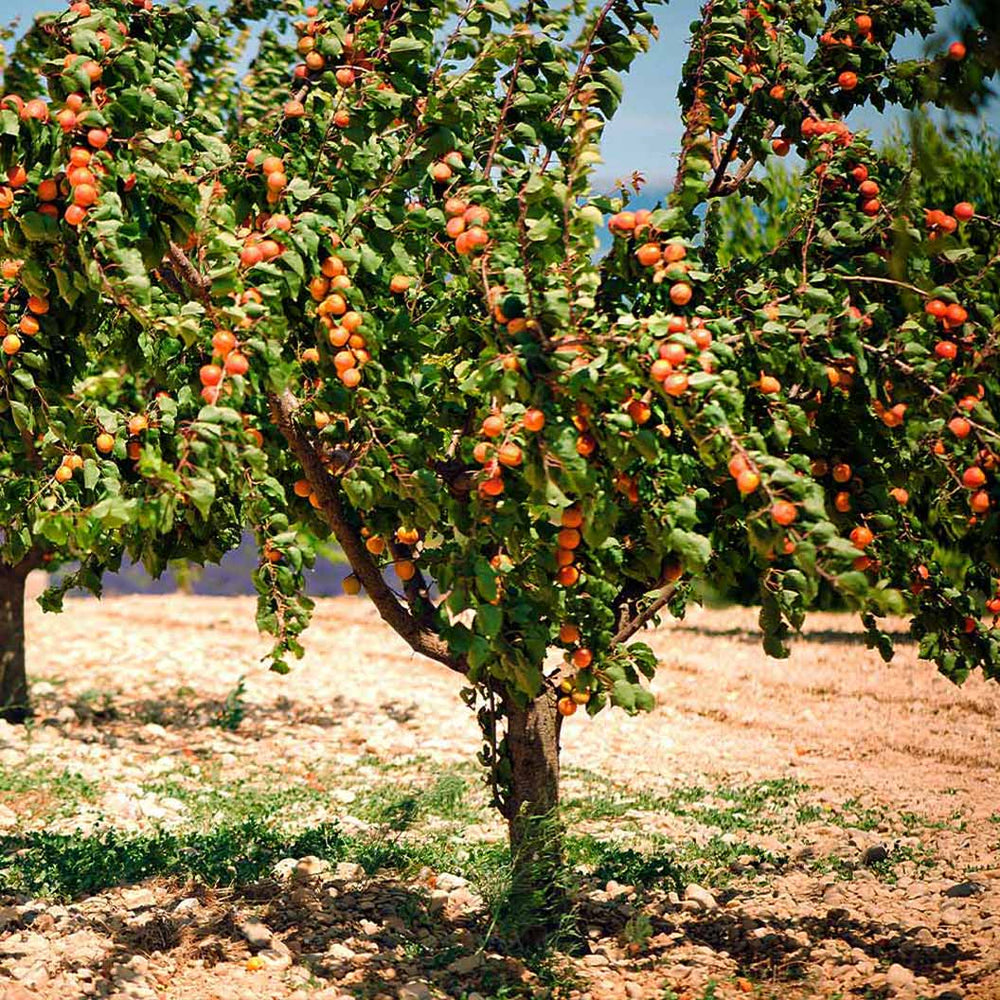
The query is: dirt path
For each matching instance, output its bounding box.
[1,595,998,1000]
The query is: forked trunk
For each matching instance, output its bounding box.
[503,686,566,944]
[0,562,30,725]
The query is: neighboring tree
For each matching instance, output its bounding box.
[2,0,999,930]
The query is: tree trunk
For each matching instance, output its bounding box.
[503,686,566,944]
[0,562,30,725]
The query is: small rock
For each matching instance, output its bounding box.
[944,882,984,899]
[447,953,484,974]
[31,682,55,697]
[274,858,299,879]
[435,873,468,892]
[257,947,292,971]
[0,804,19,830]
[332,861,365,882]
[941,908,963,926]
[173,898,201,917]
[326,943,355,962]
[427,890,449,914]
[862,845,889,866]
[886,963,914,992]
[121,888,156,911]
[293,856,330,880]
[683,884,718,911]
[238,920,273,951]
[2,986,41,1000]
[398,983,432,1000]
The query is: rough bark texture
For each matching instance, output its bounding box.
[504,687,566,940]
[0,563,30,725]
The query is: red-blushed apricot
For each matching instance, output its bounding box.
[962,466,986,489]
[737,470,760,495]
[96,432,115,454]
[669,282,692,306]
[771,501,797,526]
[497,442,522,467]
[482,414,505,438]
[225,352,249,376]
[850,525,874,549]
[524,408,545,432]
[571,647,593,669]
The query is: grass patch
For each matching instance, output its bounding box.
[563,770,809,835]
[0,819,347,897]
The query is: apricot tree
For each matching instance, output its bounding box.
[2,0,999,919]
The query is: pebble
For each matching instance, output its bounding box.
[398,983,432,1000]
[583,954,610,967]
[683,884,718,911]
[238,920,273,950]
[293,856,330,880]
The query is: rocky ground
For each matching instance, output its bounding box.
[1,593,999,1000]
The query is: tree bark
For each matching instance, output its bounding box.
[503,686,566,942]
[0,562,30,725]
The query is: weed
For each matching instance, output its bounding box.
[212,675,247,731]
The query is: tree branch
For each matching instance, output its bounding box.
[270,389,467,674]
[612,585,678,646]
[165,242,211,301]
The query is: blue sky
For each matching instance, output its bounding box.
[3,0,995,191]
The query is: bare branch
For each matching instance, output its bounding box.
[612,585,678,646]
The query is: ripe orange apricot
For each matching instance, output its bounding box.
[395,559,416,582]
[832,462,852,483]
[954,202,975,222]
[561,507,583,529]
[64,204,87,226]
[225,352,249,376]
[559,623,580,644]
[669,282,693,306]
[838,70,858,90]
[389,274,411,294]
[771,501,797,526]
[523,408,545,432]
[128,415,148,435]
[636,243,661,267]
[850,525,874,549]
[970,490,990,514]
[95,432,115,453]
[212,330,236,357]
[557,565,580,586]
[627,399,651,425]
[482,414,505,438]
[962,466,986,489]
[2,332,21,355]
[948,41,966,61]
[498,442,523,467]
[759,374,780,394]
[557,696,577,717]
[199,364,223,387]
[557,528,581,550]
[571,647,593,669]
[663,372,689,396]
[737,470,760,495]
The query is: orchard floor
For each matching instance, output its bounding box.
[2,594,999,1000]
